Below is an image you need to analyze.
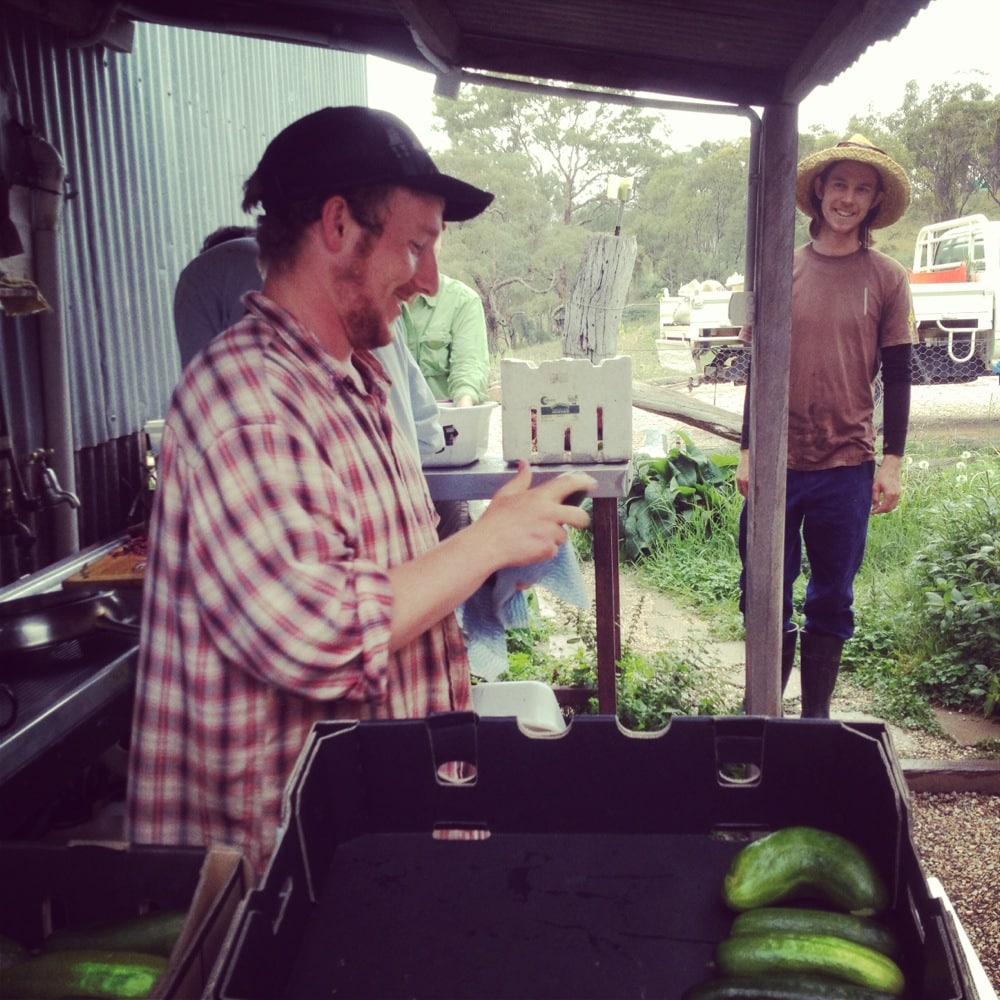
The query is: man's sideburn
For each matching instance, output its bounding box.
[341,226,393,352]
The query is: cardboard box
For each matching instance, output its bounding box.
[501,356,632,464]
[0,841,250,999]
[209,716,971,999]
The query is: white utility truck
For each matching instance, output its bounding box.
[658,214,1000,385]
[907,214,999,383]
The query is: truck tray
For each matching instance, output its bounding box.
[209,715,970,999]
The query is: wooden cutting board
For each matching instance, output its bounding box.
[63,535,147,589]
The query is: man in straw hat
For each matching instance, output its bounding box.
[126,106,596,874]
[736,134,916,717]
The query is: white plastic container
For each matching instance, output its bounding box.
[471,680,567,734]
[421,401,497,468]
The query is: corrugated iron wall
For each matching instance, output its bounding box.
[0,8,366,582]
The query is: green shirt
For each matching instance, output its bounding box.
[401,274,490,403]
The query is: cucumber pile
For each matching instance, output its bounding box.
[0,910,185,999]
[684,826,907,999]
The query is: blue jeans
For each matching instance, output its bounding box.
[739,462,874,640]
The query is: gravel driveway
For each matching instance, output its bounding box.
[632,372,1000,454]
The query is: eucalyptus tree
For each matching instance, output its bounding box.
[429,82,670,347]
[886,79,999,221]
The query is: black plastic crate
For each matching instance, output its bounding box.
[0,842,248,998]
[210,714,969,999]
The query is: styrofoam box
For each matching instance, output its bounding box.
[501,356,632,464]
[421,401,497,468]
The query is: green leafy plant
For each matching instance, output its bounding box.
[497,590,737,729]
[619,430,739,563]
[613,645,731,730]
[904,469,1000,714]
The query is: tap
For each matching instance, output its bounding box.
[0,486,35,543]
[33,452,81,509]
[0,485,36,578]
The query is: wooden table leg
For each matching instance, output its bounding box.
[591,496,621,714]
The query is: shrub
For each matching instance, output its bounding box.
[904,466,1000,713]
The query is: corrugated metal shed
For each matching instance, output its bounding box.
[0,8,365,577]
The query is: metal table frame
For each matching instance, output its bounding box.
[424,457,631,714]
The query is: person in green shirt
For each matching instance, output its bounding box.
[401,272,490,405]
[402,272,491,539]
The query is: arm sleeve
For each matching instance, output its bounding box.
[445,294,491,404]
[403,346,447,457]
[880,342,912,457]
[186,422,394,702]
[740,356,752,450]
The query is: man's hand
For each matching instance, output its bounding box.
[385,461,596,650]
[473,461,596,568]
[872,454,903,515]
[736,449,750,498]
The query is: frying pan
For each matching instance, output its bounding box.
[0,588,138,655]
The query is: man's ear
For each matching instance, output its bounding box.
[319,195,350,249]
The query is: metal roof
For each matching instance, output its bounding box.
[22,0,931,108]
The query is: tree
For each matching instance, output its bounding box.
[433,83,668,226]
[892,79,999,221]
[432,145,588,354]
[430,83,670,348]
[634,140,750,295]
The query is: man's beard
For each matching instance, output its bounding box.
[342,232,392,352]
[345,301,391,351]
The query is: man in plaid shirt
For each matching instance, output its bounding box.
[125,107,595,876]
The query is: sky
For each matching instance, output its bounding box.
[366,0,1000,151]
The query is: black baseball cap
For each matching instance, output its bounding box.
[250,106,494,222]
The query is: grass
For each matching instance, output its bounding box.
[636,420,1000,732]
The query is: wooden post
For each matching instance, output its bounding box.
[743,103,797,716]
[558,229,636,716]
[561,233,637,362]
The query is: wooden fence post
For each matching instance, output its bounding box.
[561,233,637,361]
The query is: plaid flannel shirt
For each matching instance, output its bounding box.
[126,292,471,875]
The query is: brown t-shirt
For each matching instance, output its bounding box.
[784,243,914,471]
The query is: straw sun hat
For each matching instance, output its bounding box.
[795,134,911,229]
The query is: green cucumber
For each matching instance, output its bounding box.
[730,906,900,958]
[0,949,167,999]
[722,826,889,915]
[683,972,899,999]
[715,932,905,996]
[42,909,187,958]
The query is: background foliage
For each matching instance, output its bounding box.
[428,79,1000,353]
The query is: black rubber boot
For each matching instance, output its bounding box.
[799,629,845,719]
